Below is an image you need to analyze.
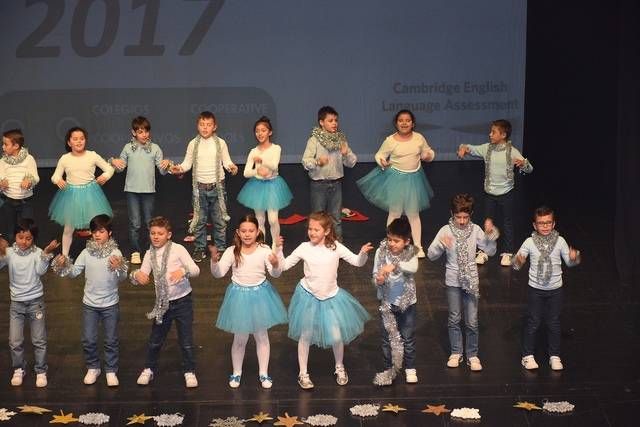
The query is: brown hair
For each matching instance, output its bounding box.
[533,206,555,222]
[451,193,474,214]
[2,129,24,148]
[198,111,216,123]
[491,119,512,139]
[308,211,337,250]
[148,216,172,232]
[131,116,151,131]
[232,214,266,267]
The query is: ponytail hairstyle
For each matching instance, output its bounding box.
[232,214,265,267]
[308,211,338,250]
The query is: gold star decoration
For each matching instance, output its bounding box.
[49,410,79,424]
[248,411,274,423]
[273,412,304,427]
[382,404,407,414]
[421,404,451,416]
[513,401,542,411]
[17,405,52,414]
[126,413,154,425]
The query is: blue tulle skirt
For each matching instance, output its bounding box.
[287,283,370,348]
[237,176,293,211]
[216,280,288,334]
[48,181,113,228]
[357,166,434,214]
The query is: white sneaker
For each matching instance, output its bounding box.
[259,374,272,389]
[334,365,349,386]
[500,253,513,266]
[130,252,141,264]
[228,373,241,388]
[549,356,564,371]
[106,372,119,387]
[405,368,418,383]
[10,368,25,386]
[36,373,48,388]
[184,372,198,388]
[416,247,426,258]
[521,355,539,370]
[475,250,489,264]
[447,354,463,368]
[297,372,314,390]
[467,356,483,371]
[83,368,101,385]
[137,368,154,385]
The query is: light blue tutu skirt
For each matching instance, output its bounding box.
[357,166,434,214]
[288,283,370,348]
[48,181,113,228]
[237,176,293,211]
[216,280,288,334]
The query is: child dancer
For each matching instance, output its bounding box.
[513,206,580,371]
[110,116,171,264]
[301,106,357,238]
[53,215,128,386]
[1,220,58,387]
[371,216,419,386]
[279,211,373,389]
[131,216,201,388]
[457,119,533,266]
[49,127,114,257]
[209,214,287,389]
[1,129,39,241]
[237,116,292,249]
[357,109,435,257]
[427,194,498,371]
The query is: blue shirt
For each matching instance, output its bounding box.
[516,236,579,290]
[68,247,127,307]
[118,142,166,193]
[1,246,51,302]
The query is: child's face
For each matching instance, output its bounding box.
[254,123,272,145]
[489,125,507,144]
[319,114,338,133]
[307,219,329,245]
[132,128,150,144]
[197,118,217,139]
[91,227,111,244]
[2,137,20,157]
[395,113,415,136]
[452,211,471,229]
[387,233,410,254]
[236,221,259,247]
[533,214,555,236]
[15,230,34,251]
[149,225,172,248]
[67,131,86,153]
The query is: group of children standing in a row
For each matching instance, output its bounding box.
[0,107,580,390]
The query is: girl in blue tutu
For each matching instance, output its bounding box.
[357,109,435,258]
[237,116,292,249]
[279,211,373,389]
[209,214,287,389]
[49,127,114,256]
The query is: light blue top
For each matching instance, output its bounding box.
[117,142,166,193]
[68,247,127,307]
[302,136,357,180]
[467,142,533,195]
[372,247,418,306]
[0,246,52,302]
[516,236,579,290]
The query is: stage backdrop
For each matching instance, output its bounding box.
[0,0,526,166]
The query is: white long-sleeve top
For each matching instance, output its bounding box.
[178,135,233,183]
[374,132,435,172]
[0,153,39,199]
[0,246,51,302]
[139,242,200,301]
[281,241,368,300]
[516,236,579,290]
[50,151,114,185]
[243,144,281,180]
[211,245,281,286]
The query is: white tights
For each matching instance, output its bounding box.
[387,211,422,248]
[297,334,344,375]
[254,209,280,249]
[231,330,270,376]
[62,225,74,256]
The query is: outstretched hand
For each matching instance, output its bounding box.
[134,270,150,285]
[109,255,122,270]
[569,246,580,262]
[360,242,374,254]
[43,240,60,255]
[208,245,220,262]
[457,145,469,159]
[440,234,454,249]
[268,252,279,267]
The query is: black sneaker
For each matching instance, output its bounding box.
[192,250,206,263]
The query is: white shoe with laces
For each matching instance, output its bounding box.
[500,253,513,266]
[130,252,141,264]
[11,368,25,386]
[549,356,564,371]
[521,355,539,370]
[83,368,101,385]
[184,372,198,388]
[106,372,119,387]
[447,354,463,368]
[36,373,48,388]
[405,368,418,383]
[137,368,154,385]
[416,247,426,258]
[467,356,483,371]
[475,250,489,264]
[334,365,349,385]
[297,372,314,389]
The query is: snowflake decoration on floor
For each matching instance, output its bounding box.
[451,407,481,420]
[349,404,380,417]
[209,416,245,427]
[302,414,338,426]
[79,412,110,425]
[0,408,17,421]
[154,413,184,426]
[543,401,575,413]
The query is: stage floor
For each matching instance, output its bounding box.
[1,162,638,426]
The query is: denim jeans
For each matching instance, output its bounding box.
[380,303,416,369]
[126,192,155,253]
[82,303,120,372]
[194,186,227,251]
[484,190,515,253]
[522,286,563,357]
[446,286,479,358]
[9,297,47,373]
[309,179,343,237]
[144,293,195,373]
[1,196,34,242]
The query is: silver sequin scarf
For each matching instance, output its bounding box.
[147,241,172,324]
[128,137,153,153]
[374,239,417,311]
[484,142,513,192]
[310,127,347,152]
[531,230,559,284]
[448,218,478,297]
[1,147,29,165]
